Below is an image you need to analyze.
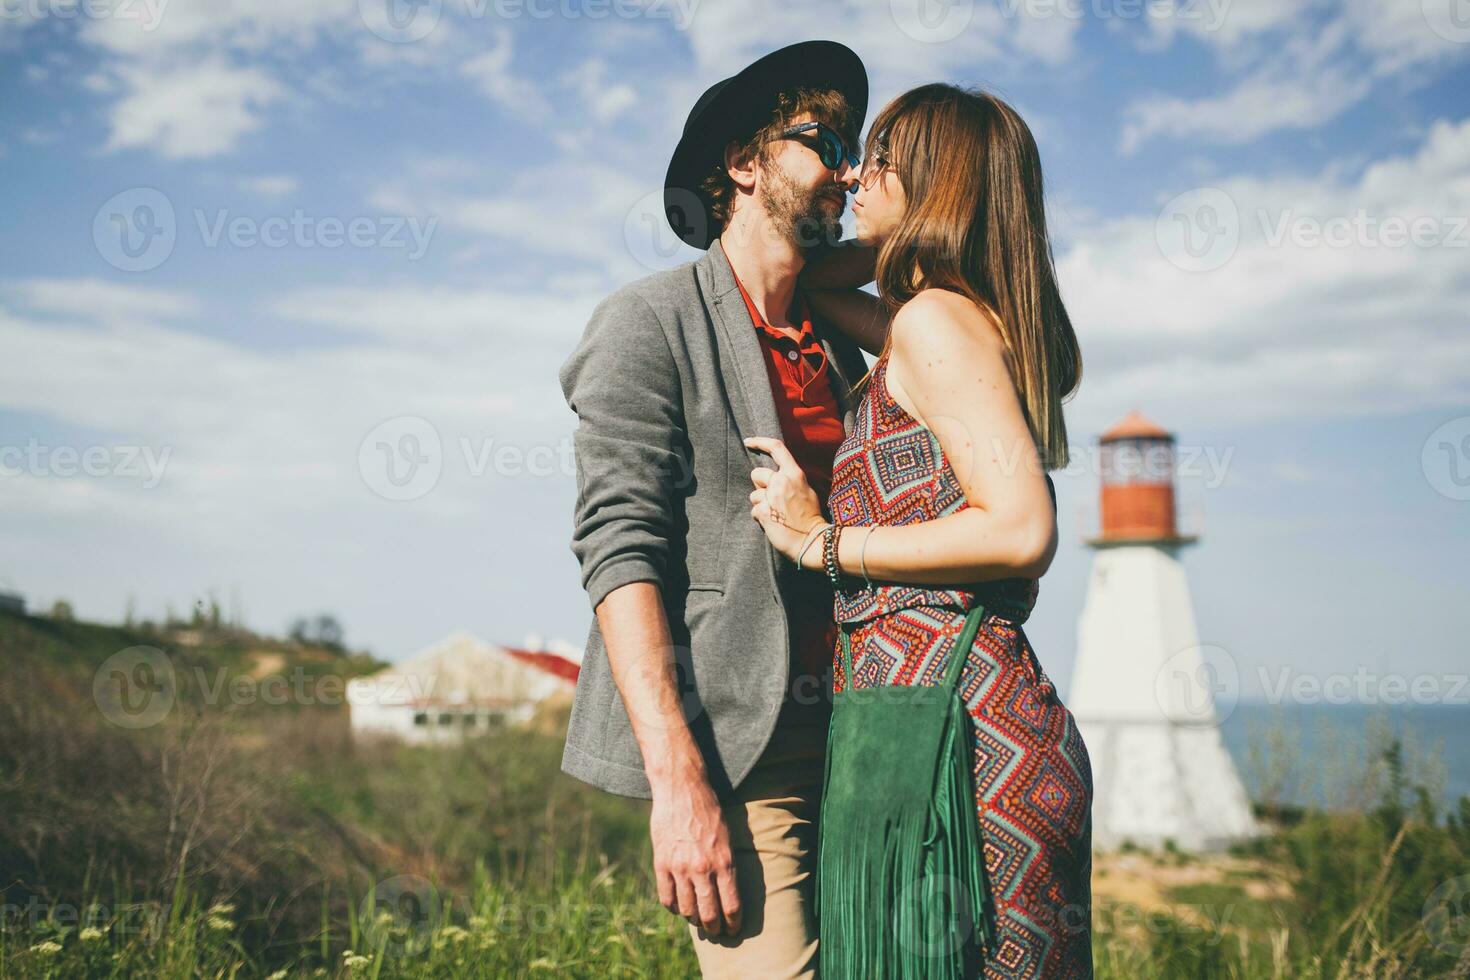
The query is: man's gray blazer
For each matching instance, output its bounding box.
[557,237,871,800]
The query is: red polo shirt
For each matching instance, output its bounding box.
[731,269,844,700]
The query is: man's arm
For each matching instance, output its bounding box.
[558,290,742,937]
[593,582,741,937]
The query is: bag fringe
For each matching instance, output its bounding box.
[816,711,996,978]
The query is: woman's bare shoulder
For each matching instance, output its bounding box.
[891,288,1006,359]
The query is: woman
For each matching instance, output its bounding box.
[744,83,1093,978]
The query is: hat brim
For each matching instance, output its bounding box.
[664,40,868,251]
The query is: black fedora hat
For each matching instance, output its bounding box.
[663,39,868,251]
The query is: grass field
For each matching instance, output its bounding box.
[3,608,1468,978]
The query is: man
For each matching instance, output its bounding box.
[556,40,871,978]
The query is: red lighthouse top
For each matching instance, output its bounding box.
[1087,410,1198,548]
[1101,409,1171,442]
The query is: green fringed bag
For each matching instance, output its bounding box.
[815,601,998,978]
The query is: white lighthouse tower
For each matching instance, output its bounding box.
[1069,411,1258,852]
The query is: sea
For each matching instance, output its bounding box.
[1218,702,1469,813]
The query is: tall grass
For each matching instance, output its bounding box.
[2,611,1467,977]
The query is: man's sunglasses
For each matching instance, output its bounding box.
[775,121,860,172]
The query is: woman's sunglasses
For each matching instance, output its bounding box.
[775,121,861,173]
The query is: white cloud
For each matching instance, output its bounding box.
[75,0,431,159]
[562,58,637,123]
[1124,0,1470,151]
[0,4,43,38]
[271,284,600,348]
[368,157,665,279]
[681,0,1081,92]
[0,278,588,618]
[78,0,357,56]
[237,174,302,198]
[1121,22,1372,153]
[1060,117,1470,432]
[460,28,551,118]
[1139,0,1319,49]
[21,127,63,146]
[103,57,285,158]
[1271,459,1319,483]
[0,310,578,665]
[1344,0,1467,75]
[5,279,201,321]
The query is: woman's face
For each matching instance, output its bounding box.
[851,143,907,246]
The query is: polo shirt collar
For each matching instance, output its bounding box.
[729,268,814,343]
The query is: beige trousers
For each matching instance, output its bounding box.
[686,700,830,979]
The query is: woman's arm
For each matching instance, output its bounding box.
[802,238,878,289]
[798,289,1058,583]
[801,240,890,356]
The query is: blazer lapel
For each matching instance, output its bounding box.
[701,238,783,447]
[700,237,865,443]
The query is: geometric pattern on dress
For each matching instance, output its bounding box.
[826,349,1093,979]
[989,906,1053,979]
[1060,715,1092,791]
[828,352,1052,627]
[971,722,1026,799]
[979,808,1043,902]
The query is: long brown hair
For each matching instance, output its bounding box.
[859,83,1081,471]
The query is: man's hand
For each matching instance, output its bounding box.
[650,776,742,937]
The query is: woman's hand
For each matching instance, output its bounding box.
[744,436,826,565]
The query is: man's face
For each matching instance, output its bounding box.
[755,113,857,249]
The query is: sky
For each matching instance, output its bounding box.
[1,0,1467,700]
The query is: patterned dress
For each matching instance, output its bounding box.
[826,351,1094,979]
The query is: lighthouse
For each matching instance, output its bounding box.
[1068,410,1259,852]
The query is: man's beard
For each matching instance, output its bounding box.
[759,157,845,250]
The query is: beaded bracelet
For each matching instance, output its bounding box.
[823,522,844,590]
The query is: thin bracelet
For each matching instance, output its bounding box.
[796,522,829,570]
[795,523,825,570]
[859,525,876,588]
